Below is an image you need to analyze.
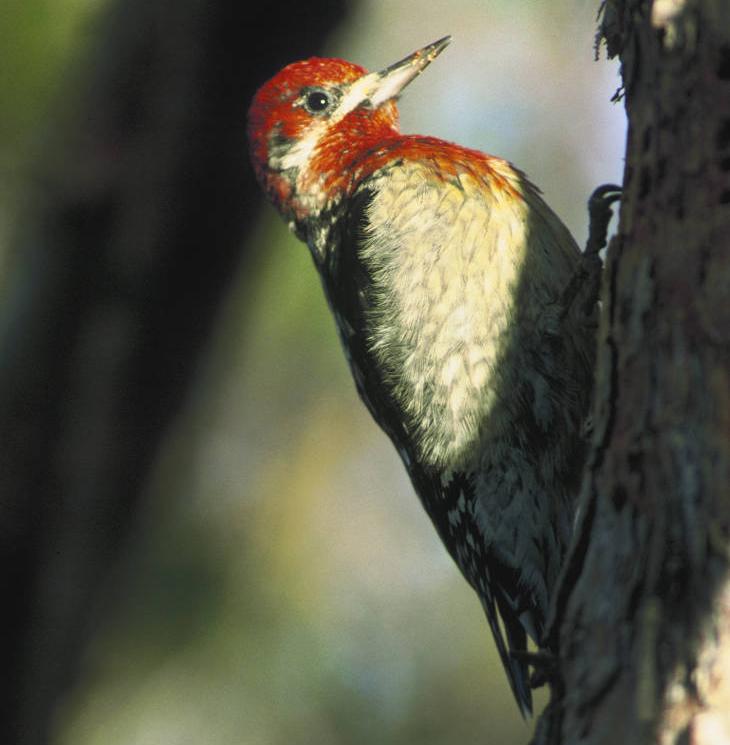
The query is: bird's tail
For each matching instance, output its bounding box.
[481,572,536,717]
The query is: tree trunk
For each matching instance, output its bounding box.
[537,1,730,743]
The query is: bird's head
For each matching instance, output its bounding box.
[247,37,451,224]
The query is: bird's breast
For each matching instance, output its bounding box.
[357,161,532,469]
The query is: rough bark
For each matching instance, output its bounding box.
[0,2,345,744]
[536,1,730,743]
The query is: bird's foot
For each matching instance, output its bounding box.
[559,183,622,319]
[585,183,622,259]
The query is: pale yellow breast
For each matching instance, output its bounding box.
[360,161,535,468]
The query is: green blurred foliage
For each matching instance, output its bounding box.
[2,1,625,743]
[0,0,105,175]
[0,0,100,155]
[0,0,103,278]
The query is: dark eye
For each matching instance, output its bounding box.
[304,89,331,113]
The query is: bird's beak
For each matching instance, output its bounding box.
[361,36,451,108]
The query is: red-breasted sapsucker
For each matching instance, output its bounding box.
[247,37,597,715]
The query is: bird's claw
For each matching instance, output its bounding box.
[560,183,622,319]
[586,183,622,258]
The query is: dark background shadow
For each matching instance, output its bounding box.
[0,3,346,743]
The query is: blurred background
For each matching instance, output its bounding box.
[1,1,626,744]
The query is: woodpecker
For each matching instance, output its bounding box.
[248,37,597,715]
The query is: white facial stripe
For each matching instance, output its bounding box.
[272,72,381,173]
[335,72,380,119]
[275,122,326,171]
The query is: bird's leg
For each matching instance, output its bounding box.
[559,184,622,320]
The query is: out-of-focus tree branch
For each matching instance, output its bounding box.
[534,1,730,743]
[0,2,345,744]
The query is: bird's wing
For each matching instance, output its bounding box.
[414,466,535,717]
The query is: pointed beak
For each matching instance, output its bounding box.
[362,36,451,108]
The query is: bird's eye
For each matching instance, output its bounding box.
[304,89,331,114]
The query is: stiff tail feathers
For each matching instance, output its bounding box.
[481,567,536,718]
